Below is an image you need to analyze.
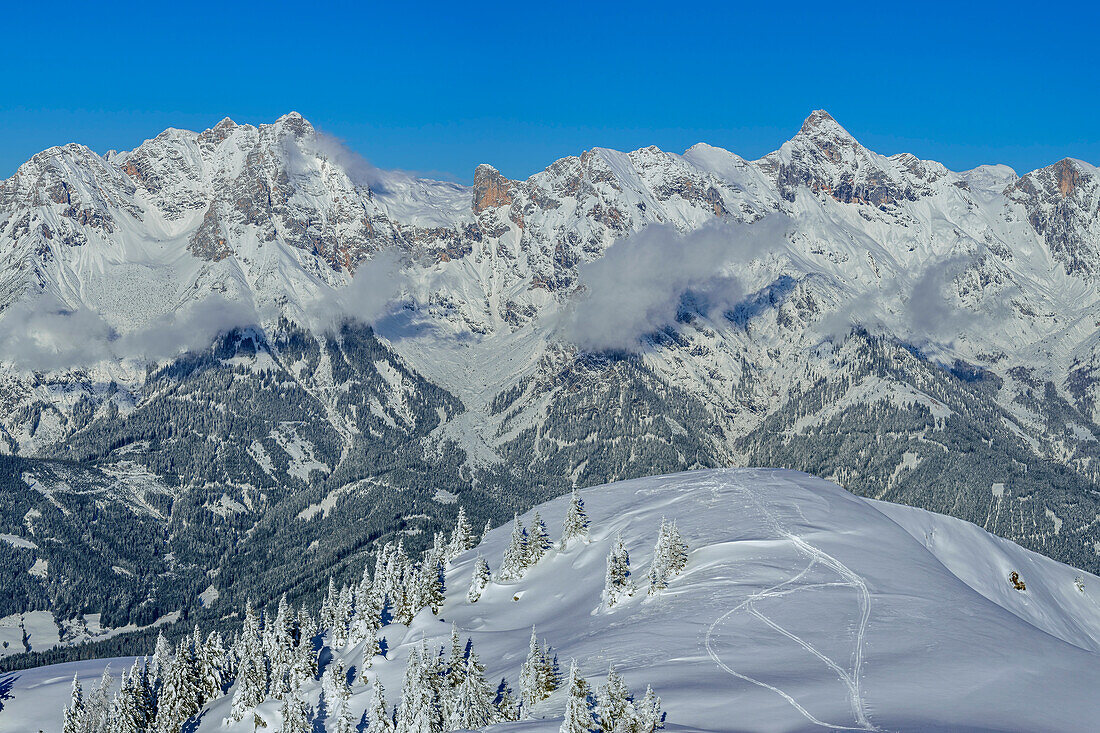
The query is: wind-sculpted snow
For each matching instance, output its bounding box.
[5,469,1100,731]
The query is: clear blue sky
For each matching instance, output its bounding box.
[3,0,1097,181]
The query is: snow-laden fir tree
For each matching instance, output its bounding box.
[418,547,446,616]
[482,518,493,543]
[467,554,492,603]
[494,678,521,722]
[110,663,149,733]
[366,681,395,733]
[155,640,202,733]
[519,627,558,708]
[648,519,689,595]
[330,583,354,648]
[322,656,357,733]
[85,666,113,733]
[288,610,319,693]
[395,644,441,733]
[350,566,382,646]
[560,488,590,549]
[448,654,498,729]
[499,514,530,581]
[359,621,382,680]
[446,622,467,688]
[604,532,634,607]
[280,690,312,733]
[320,576,339,631]
[637,685,665,732]
[149,632,173,701]
[197,630,228,703]
[228,644,267,723]
[527,511,552,566]
[560,659,597,733]
[596,665,635,733]
[62,675,85,733]
[448,506,477,560]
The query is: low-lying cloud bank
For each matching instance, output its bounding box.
[0,250,409,372]
[562,215,792,352]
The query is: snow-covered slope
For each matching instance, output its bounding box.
[6,468,1100,732]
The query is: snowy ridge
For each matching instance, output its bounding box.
[5,468,1100,732]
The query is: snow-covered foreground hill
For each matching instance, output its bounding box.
[5,468,1100,732]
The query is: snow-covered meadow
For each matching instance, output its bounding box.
[5,467,1100,732]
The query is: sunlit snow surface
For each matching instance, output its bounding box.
[6,468,1100,732]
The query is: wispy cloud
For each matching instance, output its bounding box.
[562,215,792,352]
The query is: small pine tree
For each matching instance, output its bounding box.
[280,690,312,733]
[228,647,266,723]
[323,657,356,733]
[519,627,557,707]
[560,489,590,549]
[448,654,497,729]
[560,660,596,733]
[595,665,633,733]
[467,554,492,603]
[62,675,85,733]
[499,514,530,582]
[365,680,395,733]
[448,506,476,560]
[668,521,689,574]
[86,666,113,733]
[155,641,201,733]
[493,677,521,722]
[527,512,552,566]
[603,532,634,607]
[637,685,665,731]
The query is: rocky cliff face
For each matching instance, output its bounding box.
[1,111,1099,635]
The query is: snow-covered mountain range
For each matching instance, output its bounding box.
[1,111,1099,651]
[6,468,1100,732]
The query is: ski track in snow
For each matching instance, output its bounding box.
[703,471,881,731]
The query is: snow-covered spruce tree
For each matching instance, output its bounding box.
[149,632,173,703]
[350,566,382,646]
[520,627,558,708]
[448,506,476,560]
[467,554,492,603]
[527,511,552,566]
[637,685,665,731]
[359,622,382,680]
[482,518,493,543]
[197,630,228,703]
[499,514,530,582]
[494,677,521,722]
[280,690,312,733]
[560,488,591,550]
[322,656,356,733]
[448,654,498,729]
[595,665,634,733]
[62,675,86,733]
[419,547,446,615]
[648,519,689,594]
[86,665,113,733]
[366,680,395,733]
[445,622,467,689]
[228,645,267,723]
[155,640,201,733]
[604,532,634,607]
[111,664,149,733]
[320,576,339,632]
[330,583,354,648]
[668,521,689,574]
[560,660,597,733]
[395,644,441,733]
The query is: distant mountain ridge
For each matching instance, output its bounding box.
[1,111,1099,653]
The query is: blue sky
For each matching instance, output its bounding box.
[3,0,1097,181]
